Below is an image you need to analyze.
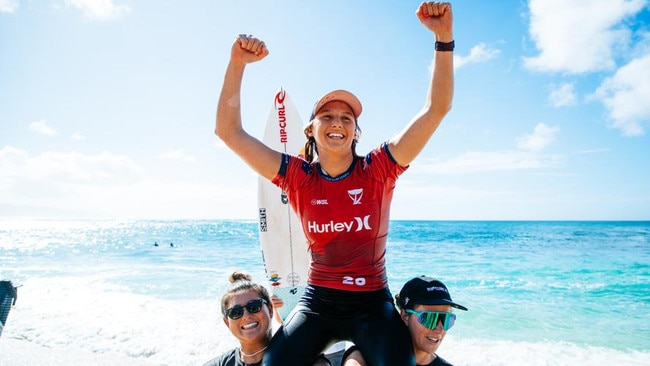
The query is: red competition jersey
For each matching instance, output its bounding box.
[272,144,408,291]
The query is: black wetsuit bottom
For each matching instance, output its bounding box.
[262,285,414,366]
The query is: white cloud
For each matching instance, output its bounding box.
[0,146,255,219]
[517,123,560,152]
[66,0,131,21]
[0,0,18,13]
[523,0,646,73]
[0,146,144,189]
[454,43,501,69]
[549,82,577,107]
[632,31,650,56]
[29,119,58,136]
[71,132,87,141]
[590,53,650,136]
[576,148,610,155]
[158,149,196,163]
[412,150,562,175]
[213,140,228,150]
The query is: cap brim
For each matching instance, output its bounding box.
[312,90,362,120]
[417,299,468,311]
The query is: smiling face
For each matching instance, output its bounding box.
[307,100,358,157]
[223,290,273,347]
[403,304,452,362]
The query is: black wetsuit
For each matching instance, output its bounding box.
[203,348,259,366]
[425,355,454,366]
[262,285,414,366]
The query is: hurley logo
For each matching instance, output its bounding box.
[348,188,363,205]
[307,215,371,233]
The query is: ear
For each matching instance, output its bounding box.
[353,127,362,142]
[400,309,409,324]
[222,317,230,327]
[304,122,314,138]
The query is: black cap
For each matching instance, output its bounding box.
[397,276,468,311]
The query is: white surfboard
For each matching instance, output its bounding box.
[258,88,310,320]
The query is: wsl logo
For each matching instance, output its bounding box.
[307,215,372,233]
[274,90,288,144]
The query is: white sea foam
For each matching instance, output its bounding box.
[443,337,650,366]
[2,277,649,366]
[0,277,236,365]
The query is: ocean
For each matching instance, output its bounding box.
[0,220,648,365]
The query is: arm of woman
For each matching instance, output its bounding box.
[388,2,454,167]
[215,35,283,181]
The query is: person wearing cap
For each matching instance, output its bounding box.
[341,276,468,366]
[215,3,454,365]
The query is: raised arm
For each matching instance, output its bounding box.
[388,2,454,167]
[215,35,283,181]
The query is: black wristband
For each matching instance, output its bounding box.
[435,40,455,52]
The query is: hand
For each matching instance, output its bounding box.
[270,295,284,309]
[416,2,453,41]
[230,34,269,64]
[270,295,284,323]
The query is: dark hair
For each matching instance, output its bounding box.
[303,121,362,163]
[220,271,271,318]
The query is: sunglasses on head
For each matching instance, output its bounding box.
[406,309,456,331]
[225,298,268,320]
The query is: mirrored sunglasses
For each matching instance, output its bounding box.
[225,298,267,320]
[406,309,456,331]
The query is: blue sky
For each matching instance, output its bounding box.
[1,0,649,220]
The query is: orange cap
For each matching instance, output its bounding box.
[310,90,362,120]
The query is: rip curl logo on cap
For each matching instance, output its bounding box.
[427,286,449,294]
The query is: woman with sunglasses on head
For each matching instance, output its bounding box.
[342,276,468,366]
[215,3,454,365]
[203,272,331,366]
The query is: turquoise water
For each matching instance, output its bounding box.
[1,220,649,365]
[387,221,650,351]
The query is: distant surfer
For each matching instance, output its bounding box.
[215,2,455,365]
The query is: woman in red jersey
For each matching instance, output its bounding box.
[215,3,454,365]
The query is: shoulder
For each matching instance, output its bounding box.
[356,143,407,180]
[202,348,239,366]
[280,153,313,175]
[364,143,402,167]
